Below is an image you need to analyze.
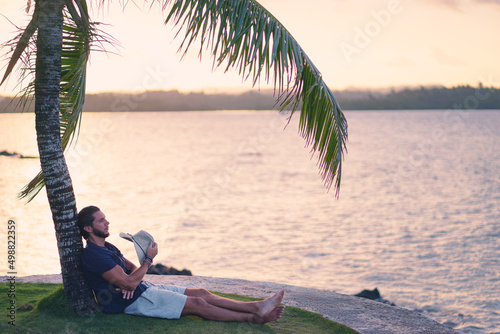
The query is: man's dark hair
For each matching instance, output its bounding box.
[77,206,101,240]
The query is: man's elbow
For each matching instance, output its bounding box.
[123,277,142,291]
[108,277,138,291]
[125,283,139,291]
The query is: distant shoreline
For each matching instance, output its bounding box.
[2,84,499,112]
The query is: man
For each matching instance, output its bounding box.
[77,205,285,323]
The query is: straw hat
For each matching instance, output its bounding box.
[119,230,155,263]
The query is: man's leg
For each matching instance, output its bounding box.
[181,289,285,323]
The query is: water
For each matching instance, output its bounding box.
[1,110,499,333]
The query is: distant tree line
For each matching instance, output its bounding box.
[338,84,500,110]
[1,84,499,113]
[82,90,279,112]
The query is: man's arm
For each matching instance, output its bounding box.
[102,242,157,291]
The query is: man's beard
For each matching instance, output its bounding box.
[92,227,109,239]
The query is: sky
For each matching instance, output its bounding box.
[0,0,499,95]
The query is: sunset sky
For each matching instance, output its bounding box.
[1,0,499,95]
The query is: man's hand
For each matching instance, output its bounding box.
[118,288,135,300]
[147,241,158,259]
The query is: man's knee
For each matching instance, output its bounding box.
[186,288,211,298]
[182,296,209,315]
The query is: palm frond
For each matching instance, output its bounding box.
[0,12,38,86]
[0,8,39,113]
[163,0,348,195]
[18,1,112,202]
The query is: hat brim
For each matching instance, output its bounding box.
[120,231,154,264]
[119,232,134,242]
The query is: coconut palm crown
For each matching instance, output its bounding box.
[3,0,348,200]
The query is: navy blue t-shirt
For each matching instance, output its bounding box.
[81,241,148,313]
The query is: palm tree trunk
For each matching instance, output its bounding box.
[35,0,96,316]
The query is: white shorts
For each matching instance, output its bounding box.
[124,281,187,319]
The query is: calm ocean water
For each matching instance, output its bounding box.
[1,110,499,333]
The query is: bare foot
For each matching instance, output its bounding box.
[256,290,285,318]
[262,305,285,323]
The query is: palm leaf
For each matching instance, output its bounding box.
[18,1,103,202]
[0,12,38,86]
[163,0,348,195]
[0,10,39,112]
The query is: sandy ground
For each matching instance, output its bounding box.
[5,274,456,334]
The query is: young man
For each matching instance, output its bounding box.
[77,205,285,323]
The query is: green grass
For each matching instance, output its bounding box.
[0,283,358,333]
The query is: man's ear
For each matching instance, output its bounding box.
[83,225,93,234]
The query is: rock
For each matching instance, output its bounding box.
[355,288,381,300]
[0,150,20,157]
[0,150,36,159]
[147,263,192,276]
[354,288,396,306]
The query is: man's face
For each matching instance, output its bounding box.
[91,210,110,239]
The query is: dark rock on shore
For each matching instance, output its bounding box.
[0,150,37,159]
[147,263,192,276]
[354,288,396,306]
[355,288,381,300]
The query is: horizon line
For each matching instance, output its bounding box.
[1,82,496,98]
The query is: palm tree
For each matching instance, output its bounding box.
[1,0,348,315]
[2,0,99,316]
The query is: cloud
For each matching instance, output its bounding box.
[427,0,500,9]
[475,0,500,4]
[429,47,464,65]
[432,0,463,8]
